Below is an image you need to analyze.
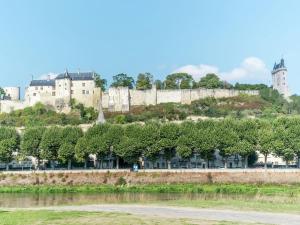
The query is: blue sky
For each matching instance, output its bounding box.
[0,0,299,95]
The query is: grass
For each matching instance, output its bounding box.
[155,196,300,214]
[0,210,258,225]
[1,183,300,196]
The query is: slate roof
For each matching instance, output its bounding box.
[29,72,95,87]
[56,72,94,81]
[273,58,286,71]
[30,79,55,87]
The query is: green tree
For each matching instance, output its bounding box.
[273,124,295,168]
[257,123,279,169]
[198,74,222,89]
[136,73,153,90]
[0,87,5,100]
[20,127,45,169]
[58,127,83,169]
[235,119,258,168]
[115,124,143,166]
[157,123,181,169]
[88,136,109,168]
[0,139,15,170]
[75,137,90,169]
[116,136,142,165]
[94,73,107,91]
[0,127,18,170]
[164,73,194,89]
[40,127,63,169]
[232,140,253,168]
[142,123,161,163]
[286,119,300,168]
[176,136,194,168]
[104,125,124,169]
[85,124,111,168]
[61,127,83,145]
[259,88,290,114]
[217,120,239,168]
[234,83,268,90]
[111,73,135,89]
[194,122,218,168]
[154,80,163,90]
[58,143,74,169]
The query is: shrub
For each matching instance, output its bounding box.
[115,177,127,186]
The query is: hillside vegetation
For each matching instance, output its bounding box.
[106,87,300,123]
[0,102,97,127]
[1,85,300,126]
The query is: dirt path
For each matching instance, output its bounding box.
[3,204,300,225]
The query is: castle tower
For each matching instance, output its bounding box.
[271,58,289,98]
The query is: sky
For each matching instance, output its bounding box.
[0,0,299,95]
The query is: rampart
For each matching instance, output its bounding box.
[102,87,259,112]
[0,86,259,113]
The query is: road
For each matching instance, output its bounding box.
[4,204,300,225]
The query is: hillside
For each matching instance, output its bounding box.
[1,87,299,127]
[105,88,297,123]
[0,103,98,127]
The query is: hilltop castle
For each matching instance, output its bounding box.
[0,69,267,114]
[272,58,290,98]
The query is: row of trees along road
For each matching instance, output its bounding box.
[1,118,300,170]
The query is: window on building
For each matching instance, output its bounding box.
[52,92,55,96]
[86,90,89,94]
[71,90,74,94]
[33,93,36,96]
[52,86,55,90]
[40,87,43,90]
[71,83,73,87]
[35,87,38,90]
[82,90,86,94]
[82,83,86,87]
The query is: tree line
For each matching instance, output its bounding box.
[95,73,267,91]
[1,118,300,170]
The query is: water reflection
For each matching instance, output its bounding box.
[0,192,297,208]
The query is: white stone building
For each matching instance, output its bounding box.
[0,71,101,113]
[24,71,101,112]
[272,58,290,98]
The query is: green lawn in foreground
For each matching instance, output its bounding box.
[155,196,300,214]
[0,210,259,225]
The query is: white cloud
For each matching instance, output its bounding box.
[173,64,219,81]
[173,57,269,83]
[39,72,58,80]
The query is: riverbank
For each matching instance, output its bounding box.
[0,183,300,196]
[1,170,300,186]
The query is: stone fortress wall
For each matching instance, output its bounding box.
[0,71,259,114]
[0,85,259,114]
[102,86,259,112]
